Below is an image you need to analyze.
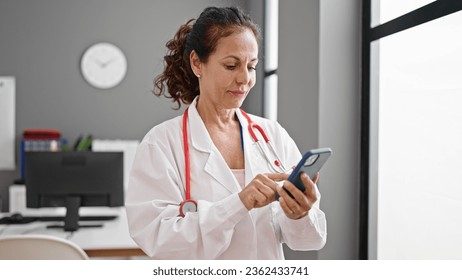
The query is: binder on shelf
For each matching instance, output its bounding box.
[23,128,61,140]
[20,128,62,182]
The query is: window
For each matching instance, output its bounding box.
[263,0,278,121]
[371,0,435,26]
[362,0,462,259]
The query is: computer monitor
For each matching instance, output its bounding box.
[25,151,124,231]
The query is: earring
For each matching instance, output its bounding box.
[196,74,201,78]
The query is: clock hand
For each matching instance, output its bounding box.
[101,58,117,68]
[93,58,105,67]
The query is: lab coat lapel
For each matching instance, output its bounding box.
[188,100,239,194]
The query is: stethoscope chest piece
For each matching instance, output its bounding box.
[179,199,198,217]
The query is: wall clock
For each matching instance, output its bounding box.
[80,42,127,89]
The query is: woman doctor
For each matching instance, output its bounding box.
[126,6,326,259]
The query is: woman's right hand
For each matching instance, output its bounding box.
[238,173,289,210]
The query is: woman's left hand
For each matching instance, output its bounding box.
[277,172,320,220]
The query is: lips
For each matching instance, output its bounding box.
[229,89,246,95]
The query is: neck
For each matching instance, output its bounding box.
[196,98,238,129]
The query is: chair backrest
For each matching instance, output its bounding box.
[0,234,89,260]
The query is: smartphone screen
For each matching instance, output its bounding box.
[278,147,332,200]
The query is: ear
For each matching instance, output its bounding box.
[189,50,202,78]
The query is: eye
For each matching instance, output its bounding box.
[248,66,256,71]
[226,65,237,70]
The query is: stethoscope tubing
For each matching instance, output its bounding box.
[240,110,289,173]
[183,108,192,201]
[180,107,288,216]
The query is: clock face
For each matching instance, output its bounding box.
[80,43,127,89]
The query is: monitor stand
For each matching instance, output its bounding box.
[47,196,103,232]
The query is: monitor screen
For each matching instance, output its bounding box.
[25,151,124,231]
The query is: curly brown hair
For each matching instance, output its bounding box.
[153,6,261,109]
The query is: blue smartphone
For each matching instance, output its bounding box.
[278,147,332,200]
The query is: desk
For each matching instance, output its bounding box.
[1,185,145,258]
[0,209,145,258]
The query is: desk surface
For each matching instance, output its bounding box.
[0,208,145,258]
[2,185,145,258]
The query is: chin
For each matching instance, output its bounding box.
[230,94,247,107]
[231,99,245,109]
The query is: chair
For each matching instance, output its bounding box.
[0,234,89,260]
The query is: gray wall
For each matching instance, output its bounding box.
[278,0,361,260]
[0,0,258,211]
[318,0,361,260]
[278,0,320,260]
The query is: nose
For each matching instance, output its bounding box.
[236,67,252,85]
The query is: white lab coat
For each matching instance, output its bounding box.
[125,98,327,259]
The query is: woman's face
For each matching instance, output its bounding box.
[196,28,259,109]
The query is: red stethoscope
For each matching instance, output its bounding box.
[179,107,289,217]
